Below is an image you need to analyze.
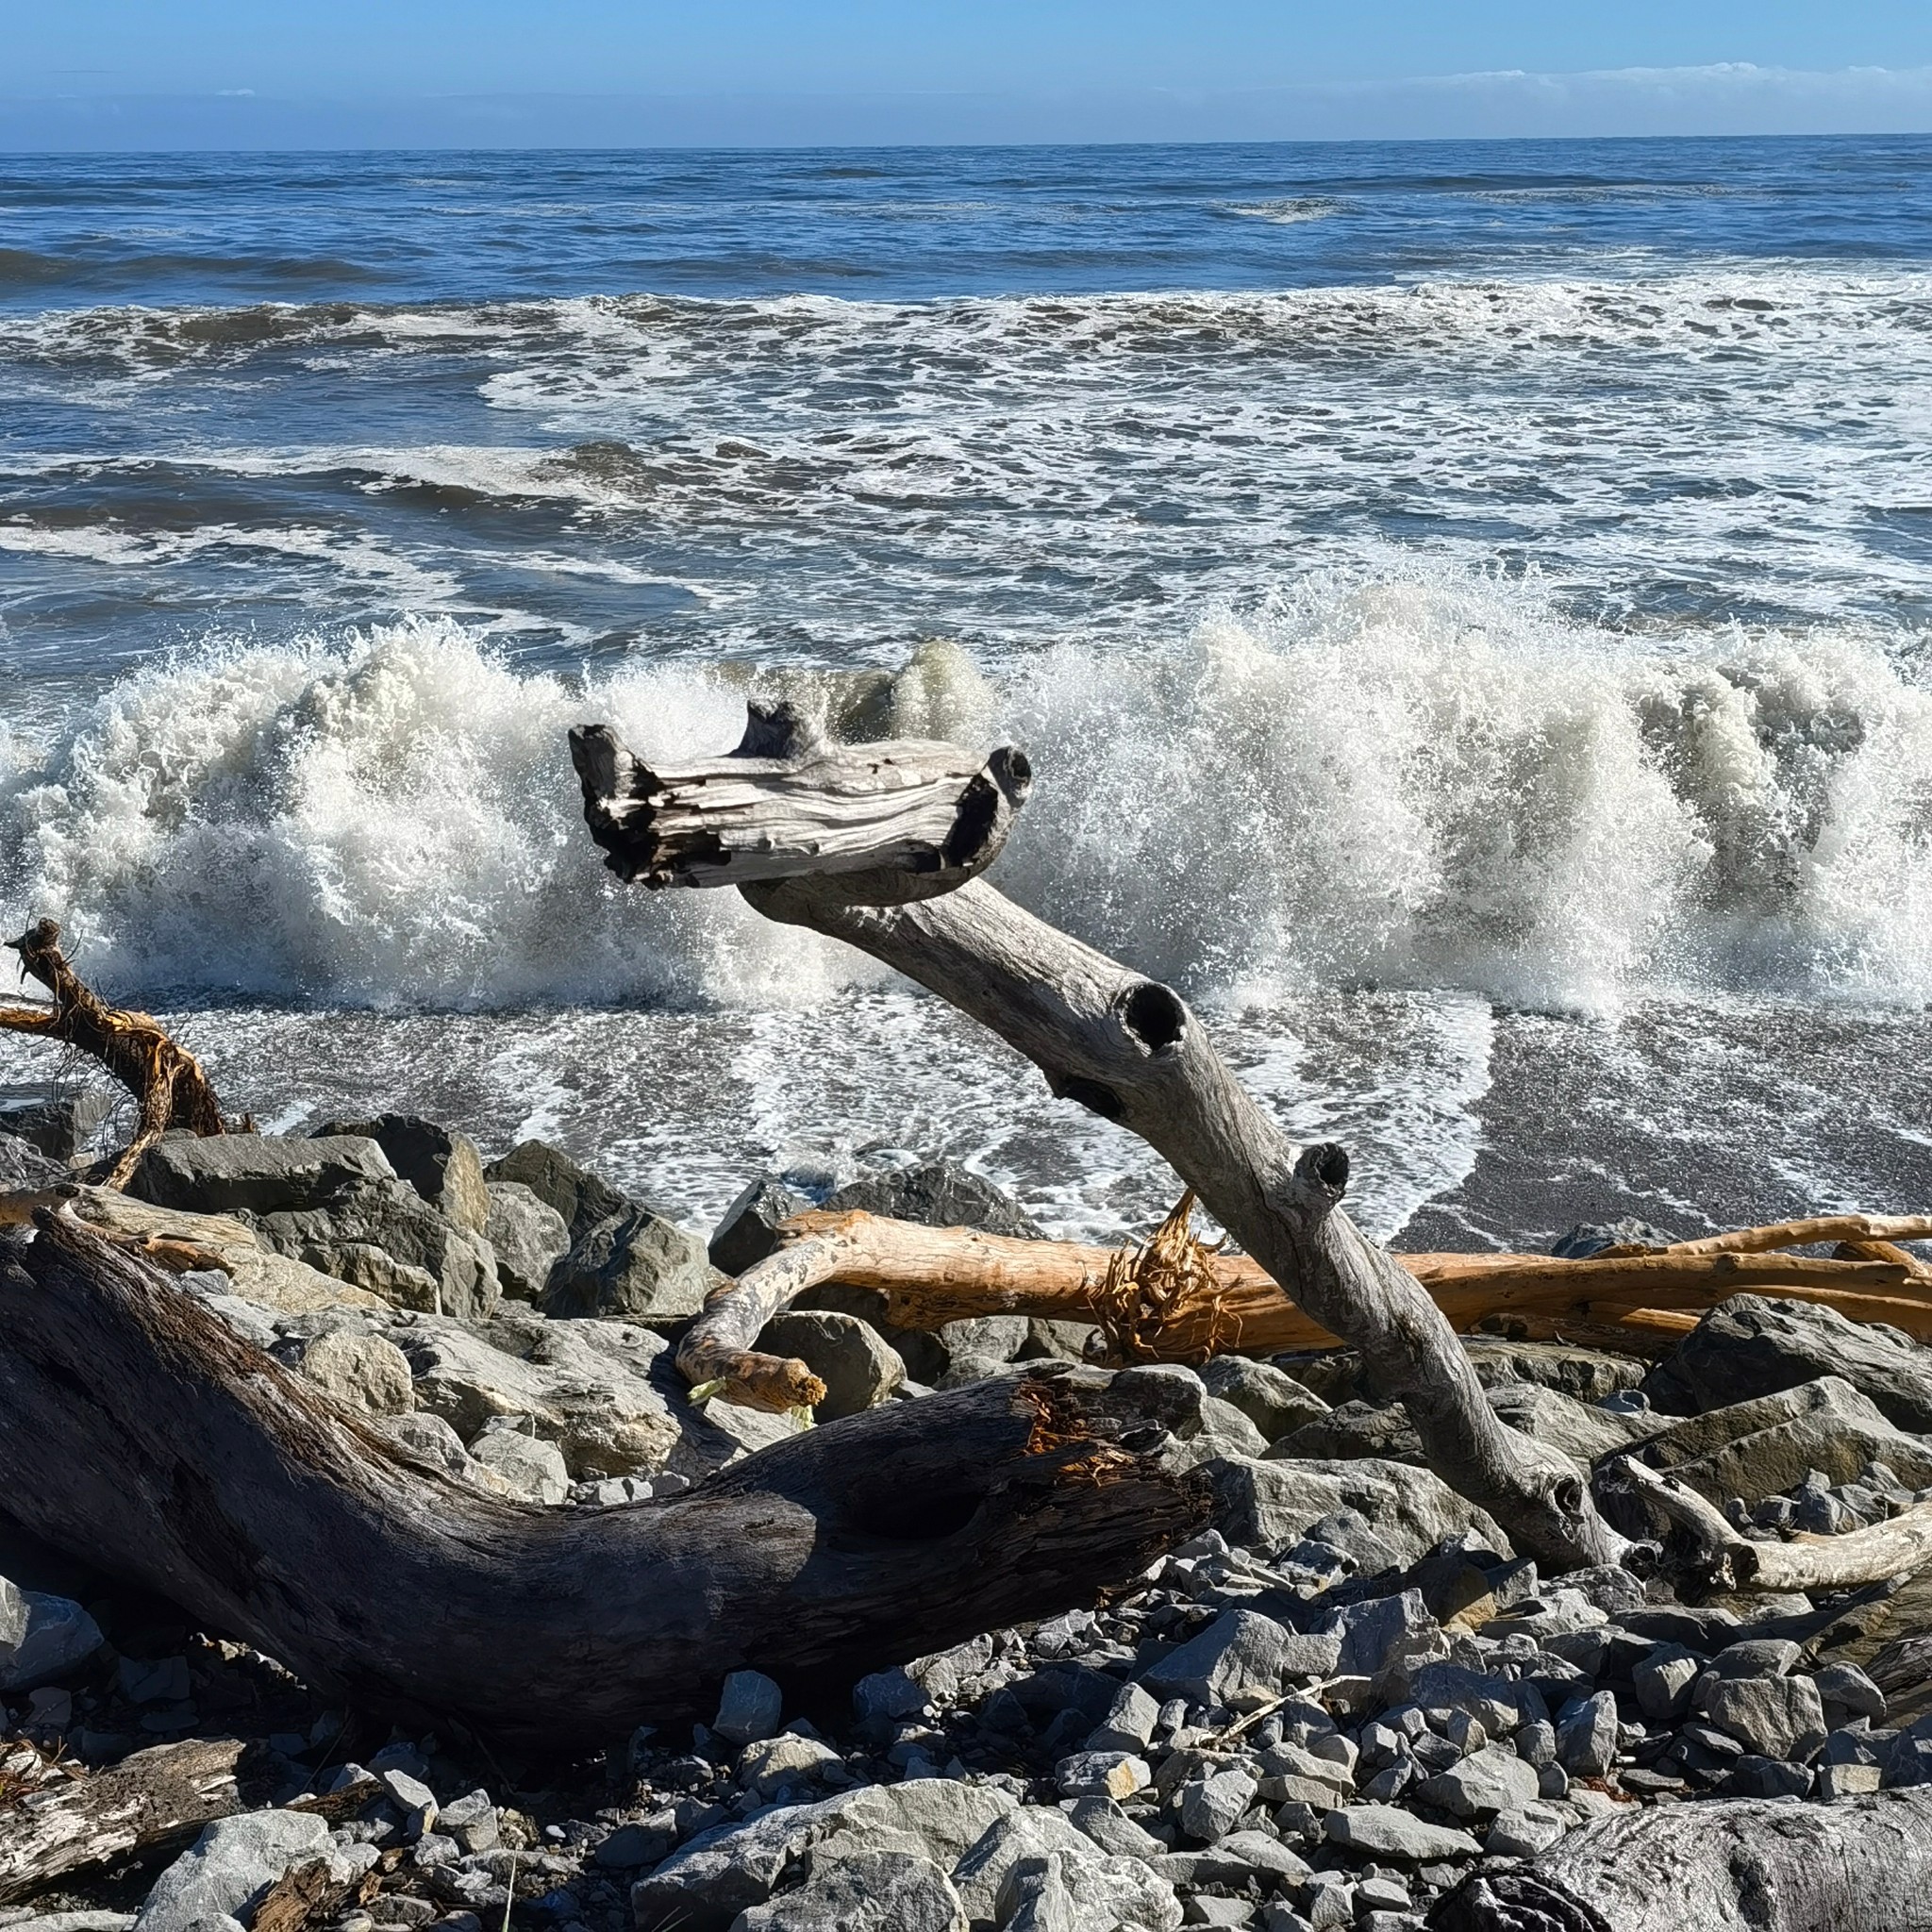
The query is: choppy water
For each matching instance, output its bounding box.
[3,139,1929,1244]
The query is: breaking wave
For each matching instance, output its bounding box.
[4,570,1928,1018]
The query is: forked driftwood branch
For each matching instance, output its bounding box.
[572,705,1628,1570]
[0,918,230,1187]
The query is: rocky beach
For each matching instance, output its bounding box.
[6,1092,1932,1932]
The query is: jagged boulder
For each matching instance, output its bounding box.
[312,1113,491,1233]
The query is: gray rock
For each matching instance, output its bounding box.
[483,1139,642,1241]
[119,1656,190,1703]
[758,1311,905,1419]
[734,1847,966,1932]
[1484,1803,1568,1857]
[541,1207,715,1323]
[1141,1608,1294,1711]
[482,1182,570,1301]
[290,1328,414,1415]
[377,1410,473,1477]
[0,1589,105,1692]
[1067,1798,1168,1862]
[133,1809,332,1932]
[1639,1376,1932,1504]
[0,1130,73,1191]
[1324,1590,1438,1679]
[1207,1457,1510,1568]
[0,1084,108,1159]
[713,1670,784,1745]
[1056,1752,1151,1800]
[132,1134,394,1217]
[1699,1673,1827,1762]
[1324,1806,1480,1861]
[823,1162,1043,1240]
[592,1812,679,1869]
[632,1779,1016,1932]
[1189,1396,1271,1461]
[955,1807,1182,1931]
[1632,1644,1702,1724]
[1555,1691,1618,1777]
[1178,1767,1257,1842]
[1708,1638,1802,1679]
[1550,1221,1674,1258]
[1402,1663,1546,1736]
[468,1423,569,1504]
[1460,1340,1646,1404]
[1817,1662,1888,1722]
[1722,1755,1814,1799]
[312,1115,491,1233]
[854,1669,930,1724]
[1485,1383,1666,1463]
[1272,1402,1422,1465]
[708,1175,810,1277]
[1087,1681,1162,1754]
[736,1732,843,1798]
[437,1790,499,1854]
[1199,1358,1331,1441]
[253,1180,499,1320]
[1413,1743,1541,1819]
[1658,1294,1932,1434]
[937,1315,1030,1365]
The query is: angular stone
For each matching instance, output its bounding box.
[1640,1376,1932,1504]
[1485,1803,1568,1857]
[592,1812,679,1869]
[1817,1662,1888,1722]
[437,1790,499,1854]
[823,1162,1043,1240]
[1087,1681,1162,1755]
[1461,1339,1647,1403]
[1056,1751,1151,1800]
[132,1134,394,1217]
[133,1809,332,1932]
[1484,1382,1666,1464]
[1700,1674,1827,1762]
[1721,1756,1814,1799]
[955,1807,1181,1931]
[468,1424,569,1504]
[1324,1805,1480,1861]
[1324,1590,1438,1679]
[254,1180,499,1320]
[313,1115,491,1233]
[1660,1294,1932,1434]
[758,1310,905,1419]
[291,1328,414,1415]
[483,1182,570,1301]
[1207,1457,1511,1567]
[854,1668,930,1724]
[1555,1690,1618,1777]
[1141,1609,1294,1711]
[0,1589,106,1692]
[483,1140,641,1241]
[1633,1645,1702,1724]
[713,1669,784,1745]
[119,1656,191,1704]
[1199,1357,1331,1441]
[736,1732,842,1798]
[1550,1221,1675,1258]
[541,1207,715,1323]
[708,1174,811,1276]
[735,1847,966,1932]
[631,1779,1016,1931]
[1403,1663,1547,1737]
[0,1084,108,1159]
[1178,1767,1257,1842]
[1414,1743,1541,1819]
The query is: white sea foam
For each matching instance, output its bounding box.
[3,573,1928,1017]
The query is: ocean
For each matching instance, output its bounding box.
[2,136,1929,1249]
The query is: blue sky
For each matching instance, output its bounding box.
[5,0,1930,148]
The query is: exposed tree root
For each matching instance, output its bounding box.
[0,918,233,1188]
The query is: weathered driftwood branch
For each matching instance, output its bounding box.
[0,919,230,1188]
[0,1738,276,1906]
[572,701,1031,897]
[1613,1454,1932,1593]
[0,1213,1203,1748]
[575,711,1626,1572]
[680,1204,1932,1410]
[1432,1784,1932,1932]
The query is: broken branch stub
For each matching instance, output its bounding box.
[575,708,1628,1573]
[569,701,1032,901]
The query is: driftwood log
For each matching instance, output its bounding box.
[677,1203,1932,1410]
[1431,1785,1932,1931]
[572,707,1627,1571]
[0,919,229,1188]
[0,1213,1203,1748]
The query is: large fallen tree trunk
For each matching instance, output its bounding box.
[0,1213,1203,1749]
[572,707,1627,1571]
[677,1203,1932,1407]
[0,919,231,1188]
[1431,1784,1932,1932]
